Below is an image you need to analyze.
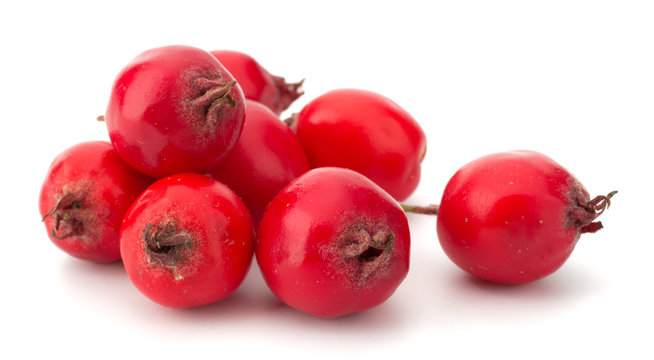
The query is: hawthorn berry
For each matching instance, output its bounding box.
[39,141,152,262]
[293,89,426,201]
[256,167,410,318]
[120,173,254,308]
[105,45,246,177]
[208,100,309,226]
[435,150,616,284]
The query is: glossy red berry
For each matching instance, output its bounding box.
[208,100,310,226]
[106,45,246,177]
[436,150,616,284]
[256,167,410,318]
[120,173,254,308]
[39,141,152,262]
[294,89,426,201]
[210,50,303,115]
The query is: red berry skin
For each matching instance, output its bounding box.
[256,167,410,318]
[120,173,254,308]
[436,150,609,285]
[39,141,152,263]
[106,45,246,178]
[208,100,310,227]
[210,50,303,115]
[295,89,426,201]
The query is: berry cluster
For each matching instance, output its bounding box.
[39,45,615,318]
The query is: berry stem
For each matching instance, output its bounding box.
[401,203,439,216]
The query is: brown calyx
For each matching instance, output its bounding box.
[343,229,395,279]
[142,222,192,267]
[283,113,299,131]
[42,192,88,240]
[191,79,237,132]
[570,190,618,234]
[271,76,304,115]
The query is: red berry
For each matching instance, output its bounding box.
[106,45,246,177]
[294,89,426,201]
[208,100,310,226]
[256,167,410,318]
[210,50,303,115]
[120,173,254,308]
[39,141,152,262]
[436,150,616,284]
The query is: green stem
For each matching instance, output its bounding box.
[401,204,439,216]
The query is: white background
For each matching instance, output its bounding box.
[2,0,652,358]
